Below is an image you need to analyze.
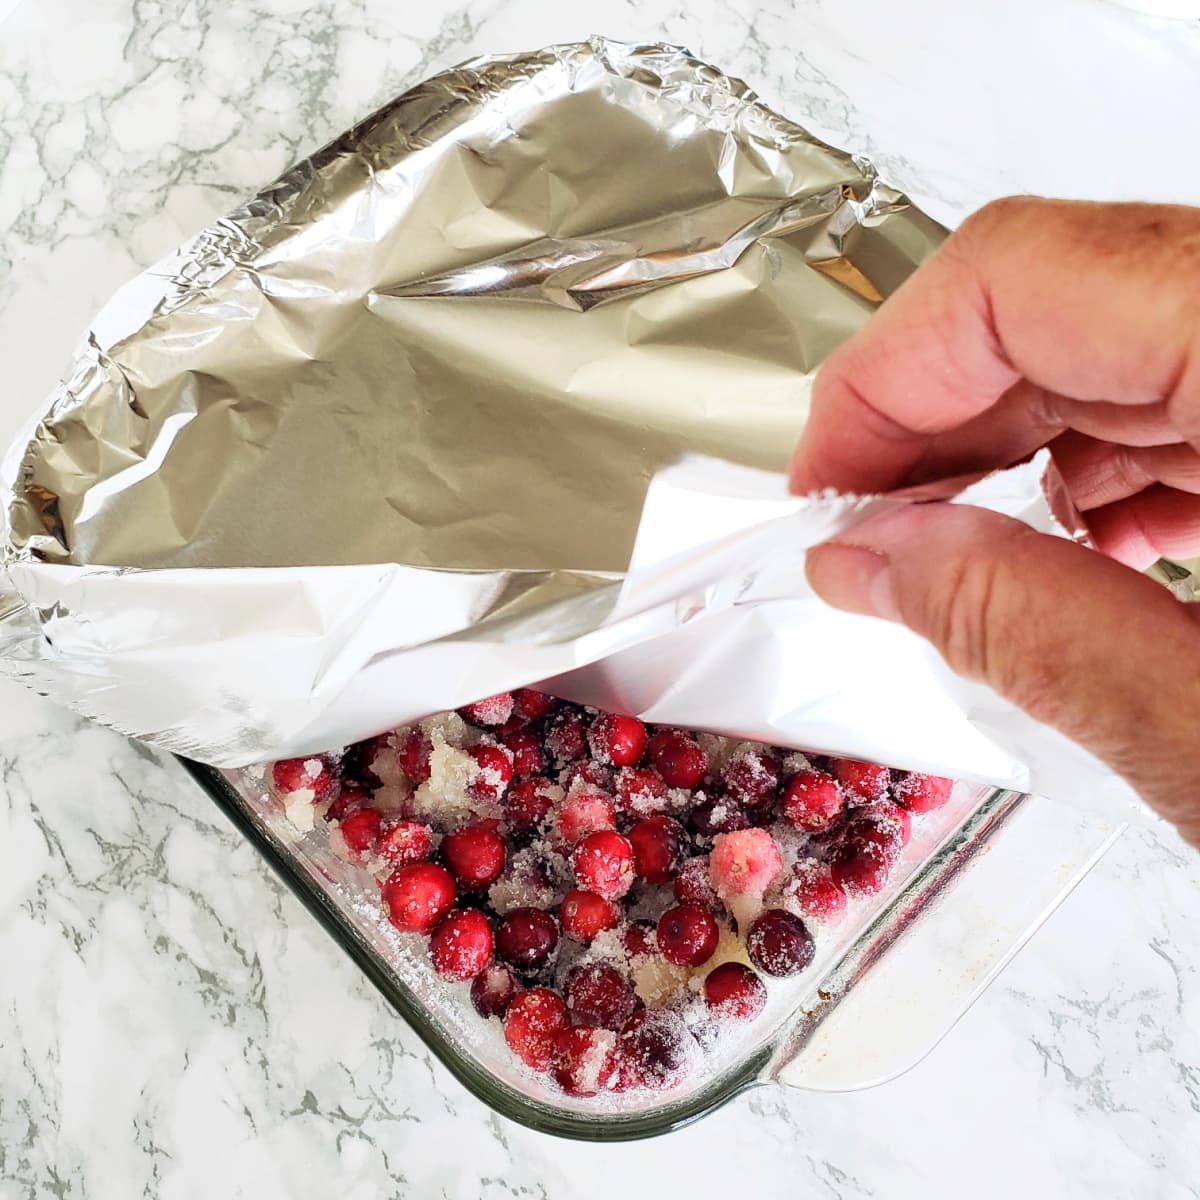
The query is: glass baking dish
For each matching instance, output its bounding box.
[179,755,1121,1140]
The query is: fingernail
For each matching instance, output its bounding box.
[805,542,901,621]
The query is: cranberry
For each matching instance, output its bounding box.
[496,907,559,968]
[503,777,557,832]
[325,783,368,823]
[894,771,955,813]
[830,833,897,897]
[831,757,891,801]
[503,987,570,1071]
[617,1009,699,1090]
[557,786,617,844]
[703,962,767,1022]
[614,767,669,818]
[853,802,911,848]
[746,909,815,977]
[341,733,391,789]
[673,856,723,914]
[470,961,520,1018]
[429,909,493,981]
[560,889,618,942]
[382,862,457,933]
[722,748,781,811]
[572,831,636,900]
[784,860,847,923]
[501,727,544,778]
[553,1026,619,1096]
[627,816,685,884]
[467,742,513,801]
[709,828,783,899]
[688,797,750,841]
[560,760,612,791]
[271,756,336,803]
[780,768,844,830]
[442,823,506,889]
[544,707,588,765]
[338,807,381,856]
[565,962,638,1028]
[458,693,515,727]
[588,713,647,768]
[656,903,719,967]
[621,920,658,960]
[376,818,434,868]
[397,730,433,783]
[647,730,708,788]
[513,688,557,721]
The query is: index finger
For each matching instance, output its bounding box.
[788,197,1200,495]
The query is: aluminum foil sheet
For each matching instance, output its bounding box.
[0,38,1172,815]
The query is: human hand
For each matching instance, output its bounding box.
[788,198,1200,843]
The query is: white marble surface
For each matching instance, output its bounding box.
[2,1,1200,1196]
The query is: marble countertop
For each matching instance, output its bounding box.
[2,1,1199,1196]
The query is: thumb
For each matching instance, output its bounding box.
[805,503,1200,845]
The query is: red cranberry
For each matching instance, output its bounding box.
[617,1009,699,1090]
[504,777,557,832]
[831,757,891,800]
[560,760,612,791]
[441,823,506,889]
[565,962,638,1028]
[458,693,515,727]
[588,713,647,768]
[553,1026,619,1096]
[703,962,767,1022]
[557,786,616,844]
[780,768,844,830]
[544,707,588,765]
[688,797,750,840]
[338,807,381,856]
[746,909,815,977]
[614,767,669,817]
[470,961,520,1018]
[785,860,847,923]
[830,833,897,897]
[501,727,544,778]
[513,688,557,721]
[627,816,685,884]
[621,920,658,960]
[467,742,513,801]
[854,801,911,847]
[722,748,781,811]
[271,755,336,803]
[673,856,723,914]
[656,903,719,967]
[382,863,457,933]
[496,907,559,968]
[376,818,434,868]
[325,783,368,823]
[560,889,618,942]
[572,831,636,900]
[429,909,493,981]
[894,771,955,813]
[341,733,391,789]
[503,987,570,1071]
[647,730,708,788]
[397,730,433,783]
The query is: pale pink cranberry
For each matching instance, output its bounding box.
[382,863,456,933]
[557,785,617,844]
[656,903,719,967]
[783,860,847,923]
[722,747,781,811]
[271,756,336,803]
[442,823,506,889]
[621,920,658,960]
[614,767,669,817]
[513,688,557,721]
[688,797,750,840]
[496,907,559,968]
[503,777,557,832]
[458,693,515,727]
[565,962,638,1028]
[894,771,955,813]
[831,757,891,801]
[745,909,815,977]
[544,707,588,765]
[470,961,520,1018]
[397,730,433,783]
[501,727,544,778]
[572,831,635,900]
[627,816,685,884]
[338,807,381,856]
[553,1026,619,1096]
[560,889,618,942]
[376,818,434,867]
[703,962,768,1021]
[429,909,493,981]
[588,713,647,768]
[647,730,708,788]
[617,1009,700,1090]
[467,742,514,801]
[709,828,783,899]
[780,768,844,830]
[503,987,570,1071]
[673,856,724,915]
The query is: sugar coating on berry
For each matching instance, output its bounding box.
[618,1009,700,1090]
[831,757,891,800]
[565,962,638,1028]
[442,823,507,889]
[894,771,954,813]
[429,909,493,981]
[382,863,457,933]
[561,889,618,942]
[459,693,515,727]
[468,743,514,802]
[470,961,519,1019]
[338,807,382,856]
[630,954,690,1007]
[746,909,815,977]
[376,818,435,868]
[779,859,847,923]
[647,730,708,788]
[674,856,724,915]
[703,962,767,1022]
[513,688,557,721]
[553,1026,619,1096]
[488,848,558,915]
[656,903,719,967]
[504,777,561,832]
[780,768,844,830]
[503,988,570,1072]
[614,768,669,818]
[688,797,750,841]
[556,784,616,845]
[572,831,635,900]
[501,728,544,778]
[722,745,781,810]
[830,836,895,897]
[496,906,559,969]
[411,742,492,825]
[588,713,647,768]
[544,708,588,766]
